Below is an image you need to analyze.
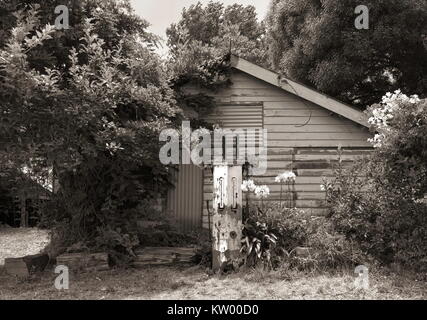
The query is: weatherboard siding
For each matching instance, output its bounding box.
[183,69,373,229]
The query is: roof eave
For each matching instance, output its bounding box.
[230,55,369,128]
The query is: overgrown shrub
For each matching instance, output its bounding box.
[324,92,427,272]
[241,203,367,271]
[325,159,427,271]
[241,207,282,269]
[366,91,427,198]
[193,231,212,268]
[299,217,367,271]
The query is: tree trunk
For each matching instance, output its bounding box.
[19,191,28,228]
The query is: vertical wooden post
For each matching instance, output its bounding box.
[52,163,60,194]
[20,191,28,228]
[212,166,242,272]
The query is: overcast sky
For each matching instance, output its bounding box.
[129,0,271,54]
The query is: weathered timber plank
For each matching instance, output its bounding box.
[267,140,372,148]
[4,253,50,277]
[265,124,370,133]
[264,116,357,125]
[230,96,297,102]
[295,148,373,154]
[268,132,371,141]
[264,160,354,170]
[56,253,109,272]
[293,154,369,161]
[133,247,198,267]
[264,109,333,117]
[4,258,30,277]
[263,101,319,110]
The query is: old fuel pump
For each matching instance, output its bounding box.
[212,165,243,272]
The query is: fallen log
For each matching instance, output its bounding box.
[56,252,109,272]
[5,253,50,277]
[133,247,198,268]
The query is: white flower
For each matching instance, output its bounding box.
[320,184,326,191]
[274,171,296,182]
[275,171,296,183]
[368,133,385,148]
[409,95,420,104]
[106,141,124,154]
[241,179,256,192]
[254,185,270,199]
[367,89,420,148]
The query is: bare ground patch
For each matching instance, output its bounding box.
[0,227,50,266]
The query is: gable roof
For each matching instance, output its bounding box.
[230,55,369,128]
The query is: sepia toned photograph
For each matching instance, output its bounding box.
[0,0,426,310]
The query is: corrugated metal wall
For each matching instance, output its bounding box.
[205,104,264,129]
[202,104,264,229]
[167,165,203,232]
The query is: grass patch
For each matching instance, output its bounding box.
[0,265,425,300]
[0,227,425,300]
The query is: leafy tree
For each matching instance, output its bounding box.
[166,1,268,77]
[0,0,159,73]
[0,2,182,259]
[266,0,427,109]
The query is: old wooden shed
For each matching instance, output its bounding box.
[166,55,373,231]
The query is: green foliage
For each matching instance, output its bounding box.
[167,2,267,132]
[171,53,232,127]
[241,207,281,269]
[325,94,427,271]
[266,0,427,108]
[0,3,182,259]
[366,92,427,197]
[298,218,367,271]
[166,1,268,78]
[326,160,427,271]
[242,203,367,271]
[0,0,159,71]
[193,232,212,268]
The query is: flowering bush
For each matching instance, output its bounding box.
[240,170,365,271]
[254,185,270,199]
[366,91,427,199]
[275,171,296,183]
[367,90,421,148]
[241,179,256,192]
[241,203,367,270]
[275,171,296,208]
[241,203,308,269]
[324,92,427,271]
[241,179,270,213]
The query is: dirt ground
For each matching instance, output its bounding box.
[0,227,50,266]
[0,227,426,300]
